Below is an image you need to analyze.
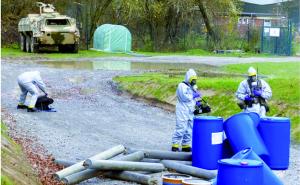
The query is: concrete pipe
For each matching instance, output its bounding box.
[141,158,162,163]
[141,158,192,165]
[164,160,192,166]
[105,171,160,185]
[62,151,144,185]
[54,145,125,180]
[86,160,165,172]
[126,148,192,161]
[54,159,77,167]
[161,160,216,179]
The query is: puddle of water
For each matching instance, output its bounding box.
[38,61,251,78]
[39,61,132,71]
[38,60,217,73]
[37,60,260,78]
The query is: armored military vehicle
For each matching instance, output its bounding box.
[18,2,80,53]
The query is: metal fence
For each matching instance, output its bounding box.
[260,20,292,56]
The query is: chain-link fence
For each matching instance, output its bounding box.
[260,19,292,56]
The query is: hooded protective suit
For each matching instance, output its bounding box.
[236,68,272,117]
[17,71,46,108]
[172,69,197,147]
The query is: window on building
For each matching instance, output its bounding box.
[264,20,271,27]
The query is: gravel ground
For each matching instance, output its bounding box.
[1,58,299,185]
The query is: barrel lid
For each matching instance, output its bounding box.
[194,116,223,121]
[218,159,263,167]
[182,179,212,185]
[260,116,290,122]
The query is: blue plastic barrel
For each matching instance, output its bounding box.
[247,112,260,127]
[216,159,263,185]
[224,113,269,158]
[258,117,290,169]
[222,138,234,159]
[192,116,223,170]
[232,148,283,185]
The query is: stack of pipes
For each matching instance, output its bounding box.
[53,145,216,185]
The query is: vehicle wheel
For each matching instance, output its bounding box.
[30,36,39,53]
[58,45,67,53]
[20,34,26,52]
[25,35,31,53]
[72,43,79,53]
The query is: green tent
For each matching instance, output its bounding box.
[93,24,132,53]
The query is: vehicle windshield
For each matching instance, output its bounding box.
[46,19,70,26]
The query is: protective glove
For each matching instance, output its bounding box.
[244,95,253,102]
[196,101,201,107]
[193,91,201,99]
[193,109,201,115]
[201,105,211,113]
[253,89,262,97]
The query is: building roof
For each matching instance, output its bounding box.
[242,3,286,15]
[241,0,289,5]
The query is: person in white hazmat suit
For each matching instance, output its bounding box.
[17,71,47,112]
[172,69,200,152]
[236,67,272,117]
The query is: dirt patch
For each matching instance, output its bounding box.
[165,70,245,78]
[110,81,216,113]
[1,110,64,185]
[110,80,175,112]
[131,94,176,112]
[1,135,42,185]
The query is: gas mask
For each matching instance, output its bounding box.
[248,75,257,83]
[190,79,197,87]
[251,81,258,87]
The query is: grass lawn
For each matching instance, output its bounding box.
[1,122,41,185]
[1,47,129,59]
[1,47,275,59]
[114,62,300,143]
[136,48,274,57]
[292,40,300,55]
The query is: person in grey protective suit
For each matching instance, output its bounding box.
[171,69,200,152]
[236,67,272,117]
[17,71,47,112]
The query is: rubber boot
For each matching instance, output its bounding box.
[17,104,28,109]
[171,144,180,152]
[181,145,191,152]
[27,107,39,112]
